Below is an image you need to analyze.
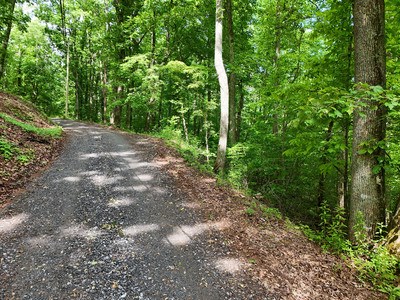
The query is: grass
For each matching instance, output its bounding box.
[0,113,62,138]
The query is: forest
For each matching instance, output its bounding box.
[0,0,400,293]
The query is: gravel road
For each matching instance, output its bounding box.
[0,120,269,300]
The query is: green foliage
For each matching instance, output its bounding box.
[0,138,34,164]
[155,126,214,173]
[245,206,256,216]
[0,138,14,160]
[303,204,399,296]
[0,113,62,137]
[17,153,34,165]
[303,201,350,254]
[244,199,283,220]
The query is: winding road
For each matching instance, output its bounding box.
[0,120,268,299]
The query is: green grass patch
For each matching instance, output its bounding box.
[0,113,62,137]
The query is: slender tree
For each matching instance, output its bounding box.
[349,0,386,242]
[0,0,16,80]
[214,0,229,173]
[225,0,236,145]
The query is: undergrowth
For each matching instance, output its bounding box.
[153,126,400,298]
[154,126,214,174]
[0,138,35,164]
[302,202,400,299]
[0,113,62,137]
[0,138,15,160]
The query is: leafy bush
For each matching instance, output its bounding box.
[303,203,399,296]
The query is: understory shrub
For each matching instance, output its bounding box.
[303,202,400,298]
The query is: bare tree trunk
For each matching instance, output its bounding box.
[235,79,244,142]
[101,63,108,123]
[65,39,70,118]
[182,111,189,143]
[214,0,229,173]
[225,0,236,145]
[0,0,16,81]
[349,0,386,242]
[317,121,334,208]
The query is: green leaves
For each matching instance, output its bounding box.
[0,138,14,160]
[0,113,62,138]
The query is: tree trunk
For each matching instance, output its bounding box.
[65,39,70,118]
[317,121,334,209]
[235,79,244,142]
[225,0,236,145]
[101,63,108,123]
[349,0,386,242]
[214,0,229,173]
[385,203,400,257]
[0,0,16,81]
[272,0,283,135]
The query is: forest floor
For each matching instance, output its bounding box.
[0,93,387,299]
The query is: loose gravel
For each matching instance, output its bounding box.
[0,120,271,299]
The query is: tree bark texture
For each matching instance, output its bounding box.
[65,39,70,118]
[214,0,229,173]
[224,0,236,145]
[349,0,386,242]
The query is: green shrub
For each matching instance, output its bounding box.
[302,203,399,296]
[0,138,15,160]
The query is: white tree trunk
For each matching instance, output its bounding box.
[214,0,229,173]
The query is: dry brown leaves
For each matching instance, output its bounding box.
[127,134,387,300]
[0,92,64,207]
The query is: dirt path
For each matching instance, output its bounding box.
[0,120,269,299]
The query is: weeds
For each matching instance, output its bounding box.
[0,138,15,160]
[302,202,400,297]
[152,122,399,298]
[0,113,62,137]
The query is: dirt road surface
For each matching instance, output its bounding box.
[0,120,270,299]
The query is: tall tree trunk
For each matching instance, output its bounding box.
[272,0,283,135]
[214,0,229,173]
[65,39,70,118]
[235,79,245,142]
[225,0,236,145]
[0,0,16,81]
[339,118,350,217]
[317,121,334,208]
[349,0,386,242]
[101,63,108,123]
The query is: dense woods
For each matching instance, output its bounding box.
[1,0,400,288]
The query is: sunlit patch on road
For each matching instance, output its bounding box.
[165,220,230,246]
[108,197,136,208]
[61,176,81,183]
[122,223,160,236]
[26,235,53,247]
[61,224,103,239]
[0,213,29,233]
[214,258,246,274]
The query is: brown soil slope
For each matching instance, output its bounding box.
[0,92,63,206]
[127,134,388,300]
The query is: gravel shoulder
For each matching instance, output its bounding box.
[0,120,270,299]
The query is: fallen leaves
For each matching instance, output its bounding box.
[0,93,64,207]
